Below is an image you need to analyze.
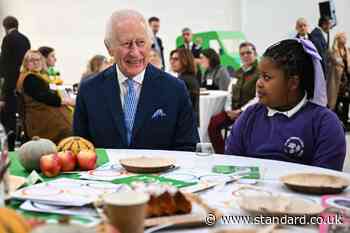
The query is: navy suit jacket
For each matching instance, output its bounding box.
[310,28,329,77]
[73,64,199,151]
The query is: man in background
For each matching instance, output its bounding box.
[148,16,165,70]
[179,27,201,59]
[0,16,30,150]
[311,16,333,78]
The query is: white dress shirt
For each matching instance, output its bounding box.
[267,93,307,118]
[116,64,145,109]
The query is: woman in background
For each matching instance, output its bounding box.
[81,54,109,80]
[200,48,231,90]
[170,48,200,126]
[16,50,73,143]
[327,32,350,129]
[38,46,63,85]
[149,48,162,69]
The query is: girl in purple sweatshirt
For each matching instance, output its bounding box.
[225,39,346,171]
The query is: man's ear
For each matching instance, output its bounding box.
[104,39,113,56]
[288,75,300,92]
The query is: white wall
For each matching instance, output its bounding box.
[1,0,349,84]
[243,0,350,54]
[0,0,240,84]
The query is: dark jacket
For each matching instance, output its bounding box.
[231,61,259,109]
[74,64,199,151]
[178,73,200,126]
[310,27,329,76]
[0,29,30,98]
[151,36,165,69]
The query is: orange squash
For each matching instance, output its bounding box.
[57,136,95,157]
[0,208,31,233]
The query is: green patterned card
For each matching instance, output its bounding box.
[111,174,196,188]
[212,165,260,179]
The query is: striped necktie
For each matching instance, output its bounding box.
[124,79,137,145]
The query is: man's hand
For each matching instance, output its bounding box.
[226,109,242,120]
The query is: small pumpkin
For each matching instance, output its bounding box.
[0,208,31,233]
[18,136,57,171]
[57,136,95,157]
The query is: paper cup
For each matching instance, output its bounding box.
[104,190,149,233]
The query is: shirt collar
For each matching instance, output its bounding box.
[317,26,328,39]
[267,93,307,118]
[116,64,146,86]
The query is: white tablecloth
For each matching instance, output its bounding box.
[106,149,350,233]
[199,90,229,142]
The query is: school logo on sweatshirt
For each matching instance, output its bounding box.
[284,137,304,157]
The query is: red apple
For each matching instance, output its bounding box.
[57,150,76,172]
[40,153,61,177]
[77,150,97,170]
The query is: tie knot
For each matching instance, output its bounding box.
[126,78,134,88]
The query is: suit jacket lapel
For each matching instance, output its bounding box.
[132,65,160,139]
[101,65,127,146]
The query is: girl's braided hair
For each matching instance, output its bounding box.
[263,39,315,99]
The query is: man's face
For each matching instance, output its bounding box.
[296,20,309,36]
[321,19,332,33]
[182,31,192,44]
[108,19,151,77]
[239,45,257,68]
[149,21,160,35]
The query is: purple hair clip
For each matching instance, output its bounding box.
[295,38,327,107]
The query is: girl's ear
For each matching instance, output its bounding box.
[288,76,300,92]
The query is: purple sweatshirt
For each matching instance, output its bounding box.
[225,102,346,171]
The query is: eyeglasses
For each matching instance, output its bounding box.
[240,51,254,56]
[118,39,147,49]
[28,58,41,63]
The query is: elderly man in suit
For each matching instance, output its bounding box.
[0,16,30,151]
[73,9,199,151]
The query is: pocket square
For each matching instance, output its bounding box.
[152,109,166,119]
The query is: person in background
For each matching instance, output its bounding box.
[38,46,63,85]
[200,48,231,90]
[16,50,73,143]
[311,16,333,78]
[149,48,162,69]
[148,16,165,70]
[179,27,201,58]
[170,48,199,126]
[0,16,30,151]
[73,9,199,150]
[327,32,350,129]
[81,54,109,80]
[208,42,259,154]
[225,39,345,171]
[295,17,318,48]
[178,27,202,85]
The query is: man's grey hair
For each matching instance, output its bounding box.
[105,9,153,48]
[182,27,191,34]
[296,17,308,26]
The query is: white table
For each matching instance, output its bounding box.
[106,149,350,233]
[199,90,229,142]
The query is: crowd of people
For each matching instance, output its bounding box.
[0,10,348,171]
